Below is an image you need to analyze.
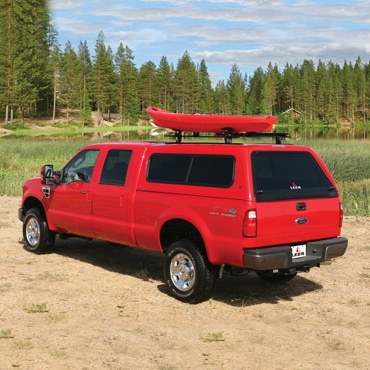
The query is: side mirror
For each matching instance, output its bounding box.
[41,164,54,184]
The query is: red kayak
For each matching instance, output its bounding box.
[147,106,277,134]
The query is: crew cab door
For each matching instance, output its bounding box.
[251,150,341,246]
[47,149,100,237]
[92,149,135,246]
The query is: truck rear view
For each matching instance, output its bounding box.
[241,146,347,283]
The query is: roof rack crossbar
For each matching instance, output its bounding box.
[237,132,289,144]
[168,130,289,144]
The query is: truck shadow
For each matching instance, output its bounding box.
[209,274,323,306]
[54,237,164,282]
[54,237,323,307]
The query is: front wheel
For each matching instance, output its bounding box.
[255,270,297,283]
[164,240,215,304]
[23,208,55,254]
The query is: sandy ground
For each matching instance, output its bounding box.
[1,196,369,370]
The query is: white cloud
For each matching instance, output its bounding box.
[51,0,84,11]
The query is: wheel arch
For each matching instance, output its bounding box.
[160,218,206,256]
[23,196,46,218]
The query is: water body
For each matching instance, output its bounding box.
[0,124,369,141]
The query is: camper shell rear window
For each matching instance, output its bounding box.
[252,151,338,202]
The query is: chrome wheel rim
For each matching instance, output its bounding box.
[25,217,40,247]
[169,253,195,292]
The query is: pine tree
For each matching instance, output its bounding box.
[342,60,356,123]
[45,22,58,116]
[262,62,279,115]
[157,56,174,111]
[198,59,214,113]
[104,45,118,121]
[114,43,138,124]
[58,41,81,123]
[226,64,245,114]
[78,41,92,126]
[300,60,316,121]
[174,51,199,113]
[328,61,343,123]
[354,57,367,122]
[247,67,264,114]
[214,80,229,114]
[281,63,294,111]
[0,0,54,122]
[50,45,60,124]
[315,60,331,122]
[138,61,159,114]
[92,32,117,124]
[0,0,17,122]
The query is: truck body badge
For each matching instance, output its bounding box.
[295,217,308,225]
[210,207,237,218]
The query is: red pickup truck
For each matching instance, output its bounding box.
[19,134,348,303]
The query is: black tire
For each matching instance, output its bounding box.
[255,270,297,283]
[23,208,55,254]
[164,239,215,304]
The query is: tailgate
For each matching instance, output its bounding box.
[255,197,341,247]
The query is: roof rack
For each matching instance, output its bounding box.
[169,129,289,144]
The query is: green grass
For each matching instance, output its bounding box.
[24,303,49,314]
[201,332,224,343]
[0,329,14,339]
[0,138,369,216]
[303,140,370,182]
[0,139,87,196]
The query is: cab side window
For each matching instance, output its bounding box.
[62,149,99,183]
[147,154,234,188]
[100,150,133,185]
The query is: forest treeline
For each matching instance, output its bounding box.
[1,1,370,125]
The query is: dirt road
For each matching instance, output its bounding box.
[1,196,369,369]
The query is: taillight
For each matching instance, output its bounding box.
[243,209,257,237]
[339,202,344,228]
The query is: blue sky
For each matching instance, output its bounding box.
[51,0,370,84]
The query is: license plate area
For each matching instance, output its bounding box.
[291,244,307,259]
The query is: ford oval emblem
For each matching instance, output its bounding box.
[296,217,308,225]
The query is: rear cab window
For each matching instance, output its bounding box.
[252,151,338,201]
[147,154,235,188]
[100,149,133,185]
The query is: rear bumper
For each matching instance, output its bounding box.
[243,237,348,270]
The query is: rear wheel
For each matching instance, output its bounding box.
[23,208,55,254]
[164,239,215,304]
[256,270,297,283]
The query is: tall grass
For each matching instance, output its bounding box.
[304,140,370,182]
[0,139,88,196]
[1,138,369,216]
[299,140,370,216]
